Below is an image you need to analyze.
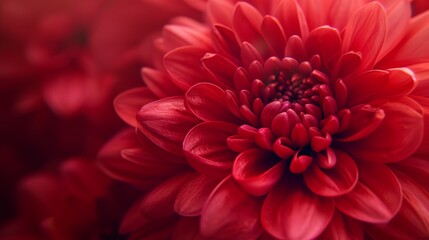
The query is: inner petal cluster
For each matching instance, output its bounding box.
[224,42,348,175]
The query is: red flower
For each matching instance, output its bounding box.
[100,0,429,239]
[0,158,111,240]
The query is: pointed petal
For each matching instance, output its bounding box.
[201,53,238,89]
[137,97,200,156]
[232,2,267,56]
[201,177,263,239]
[164,46,209,91]
[343,98,423,163]
[174,174,219,216]
[261,16,286,57]
[336,163,402,223]
[261,177,335,240]
[212,24,241,59]
[114,87,157,127]
[342,2,387,71]
[140,173,194,219]
[142,68,183,98]
[183,121,237,178]
[304,150,358,197]
[233,149,285,196]
[185,83,241,123]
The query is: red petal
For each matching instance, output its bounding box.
[183,121,237,178]
[163,21,211,49]
[341,2,387,71]
[378,68,416,99]
[284,35,307,62]
[233,149,285,196]
[232,2,266,55]
[142,68,183,98]
[207,0,234,27]
[327,0,365,30]
[304,150,358,197]
[343,98,423,163]
[319,211,364,240]
[343,70,389,106]
[201,54,237,89]
[121,148,186,177]
[392,156,429,190]
[137,97,200,156]
[305,26,341,69]
[380,10,429,66]
[98,129,164,188]
[376,0,411,62]
[336,104,385,142]
[114,87,157,127]
[140,173,194,219]
[274,0,309,39]
[201,177,263,239]
[262,176,334,240]
[336,163,402,223]
[164,46,209,91]
[344,67,416,106]
[174,174,219,216]
[298,0,334,30]
[366,169,429,239]
[185,83,241,123]
[261,16,286,57]
[212,24,241,59]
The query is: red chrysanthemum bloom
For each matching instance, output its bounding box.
[100,0,429,239]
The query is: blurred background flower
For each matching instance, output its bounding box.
[0,0,201,238]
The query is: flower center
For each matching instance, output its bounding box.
[227,54,350,174]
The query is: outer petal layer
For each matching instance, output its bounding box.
[261,176,335,240]
[201,177,263,239]
[343,98,423,163]
[137,97,200,156]
[336,163,402,223]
